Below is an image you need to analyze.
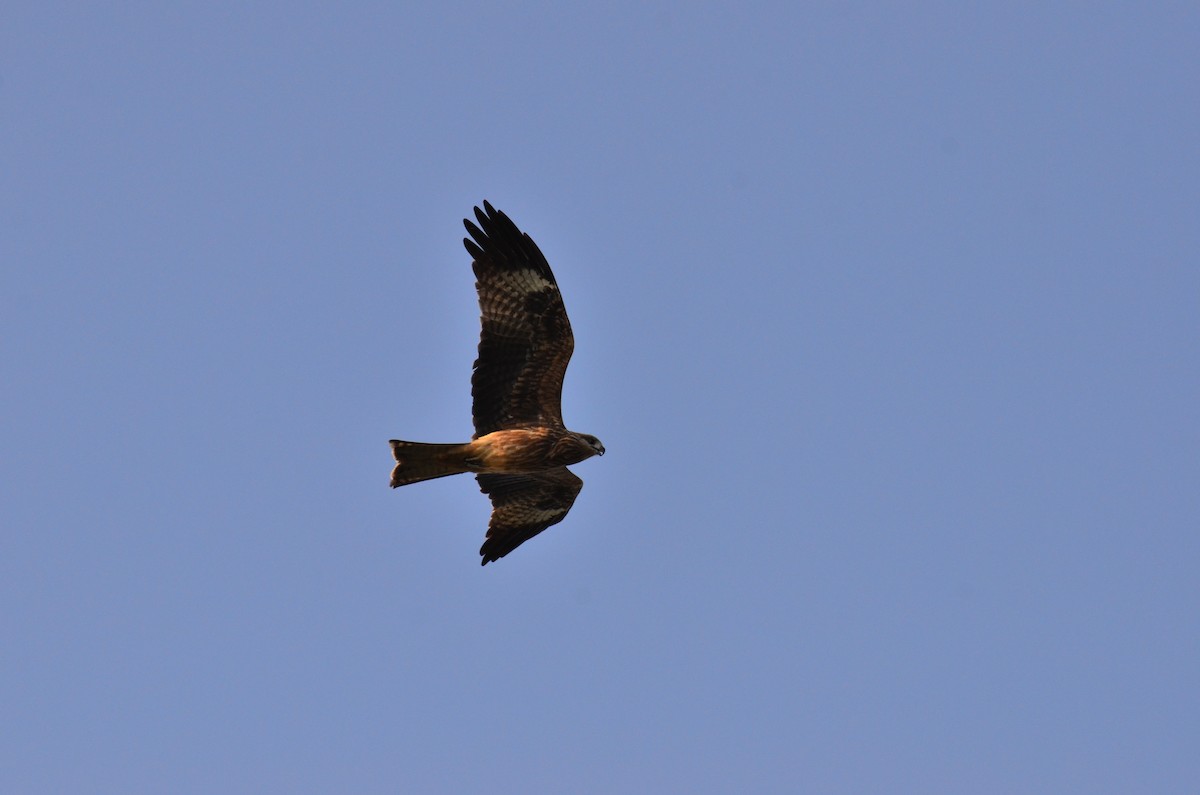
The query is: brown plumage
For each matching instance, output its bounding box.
[389,202,604,565]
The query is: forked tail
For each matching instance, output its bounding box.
[388,440,472,488]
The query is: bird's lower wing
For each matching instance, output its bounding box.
[475,468,584,565]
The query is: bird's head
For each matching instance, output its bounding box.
[578,433,605,457]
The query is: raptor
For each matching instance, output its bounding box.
[389,202,604,565]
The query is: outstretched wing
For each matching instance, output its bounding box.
[464,201,574,437]
[476,468,583,565]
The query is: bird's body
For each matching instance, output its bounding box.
[389,202,604,565]
[388,428,599,485]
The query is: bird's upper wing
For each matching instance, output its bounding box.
[464,201,574,437]
[476,468,583,565]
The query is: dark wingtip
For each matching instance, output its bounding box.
[461,200,554,281]
[463,236,483,260]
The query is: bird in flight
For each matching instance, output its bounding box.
[389,201,605,565]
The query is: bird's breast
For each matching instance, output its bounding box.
[468,429,556,472]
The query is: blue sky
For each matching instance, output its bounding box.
[3,3,1198,792]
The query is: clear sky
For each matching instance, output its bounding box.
[3,3,1198,793]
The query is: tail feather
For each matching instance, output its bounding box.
[389,440,472,488]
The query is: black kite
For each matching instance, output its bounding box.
[389,202,604,565]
